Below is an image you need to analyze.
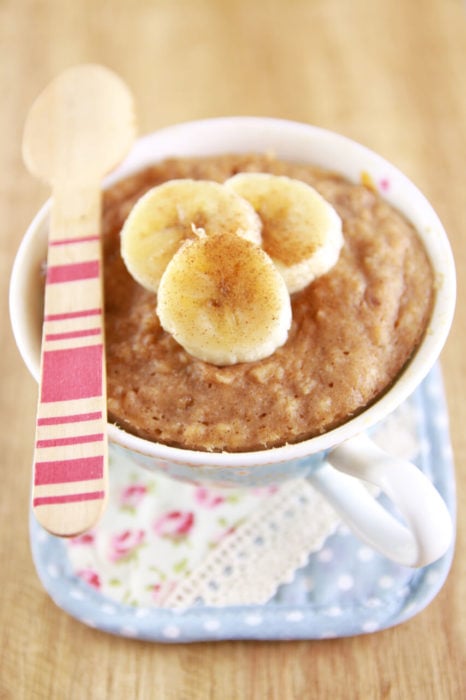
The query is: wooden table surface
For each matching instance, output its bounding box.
[1,0,465,697]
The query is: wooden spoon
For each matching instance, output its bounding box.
[22,64,136,536]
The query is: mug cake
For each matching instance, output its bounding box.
[101,152,433,452]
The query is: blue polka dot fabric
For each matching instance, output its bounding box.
[29,364,455,642]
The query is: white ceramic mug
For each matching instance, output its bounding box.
[10,117,456,567]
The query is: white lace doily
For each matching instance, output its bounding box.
[163,479,339,608]
[65,400,416,608]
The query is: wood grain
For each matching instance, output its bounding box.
[1,0,465,698]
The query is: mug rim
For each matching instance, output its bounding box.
[9,116,456,467]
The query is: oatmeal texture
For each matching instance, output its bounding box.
[103,154,434,452]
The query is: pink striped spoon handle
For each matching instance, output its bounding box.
[32,187,108,536]
[22,65,135,536]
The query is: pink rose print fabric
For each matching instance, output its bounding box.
[120,484,148,509]
[153,511,195,539]
[76,568,101,589]
[70,532,96,546]
[110,529,146,562]
[194,487,226,509]
[65,451,281,608]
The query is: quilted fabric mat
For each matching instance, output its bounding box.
[29,364,456,642]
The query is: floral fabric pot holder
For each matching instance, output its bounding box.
[30,364,456,642]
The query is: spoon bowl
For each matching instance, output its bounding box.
[23,64,135,185]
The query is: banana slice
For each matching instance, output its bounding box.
[156,232,292,366]
[226,173,343,293]
[121,179,262,292]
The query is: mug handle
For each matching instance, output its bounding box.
[307,433,453,567]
